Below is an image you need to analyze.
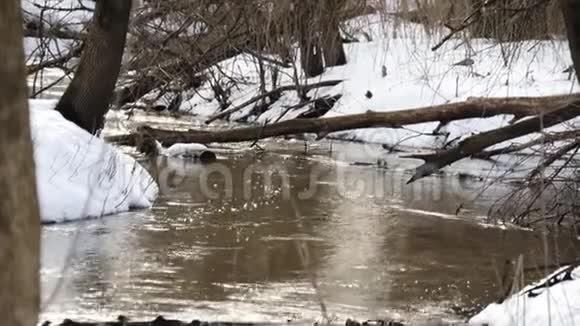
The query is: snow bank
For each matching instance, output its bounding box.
[30,99,158,223]
[469,265,580,326]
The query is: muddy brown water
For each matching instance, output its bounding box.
[40,140,580,324]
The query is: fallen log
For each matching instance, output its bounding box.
[473,129,580,159]
[406,100,580,183]
[466,93,580,105]
[107,94,573,147]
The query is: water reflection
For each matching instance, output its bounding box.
[41,143,580,323]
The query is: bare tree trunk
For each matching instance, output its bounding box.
[295,0,324,78]
[0,0,41,325]
[295,0,346,75]
[470,0,549,41]
[321,21,347,67]
[321,0,347,67]
[561,0,580,81]
[56,0,132,134]
[300,42,324,78]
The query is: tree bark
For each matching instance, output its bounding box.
[321,0,347,67]
[321,21,347,67]
[469,0,549,41]
[407,102,580,183]
[295,0,324,78]
[55,0,131,134]
[0,0,41,325]
[300,40,324,78]
[561,0,580,83]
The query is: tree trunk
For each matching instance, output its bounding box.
[321,0,346,67]
[55,0,132,134]
[561,0,580,82]
[295,0,324,78]
[300,38,324,78]
[0,0,41,325]
[321,21,347,67]
[470,0,549,41]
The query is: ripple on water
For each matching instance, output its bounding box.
[40,140,580,323]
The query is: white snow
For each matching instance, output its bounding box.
[21,0,93,32]
[174,15,578,152]
[21,3,580,324]
[140,14,580,182]
[30,99,158,223]
[469,265,580,326]
[154,140,210,158]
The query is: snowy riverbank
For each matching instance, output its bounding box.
[159,15,579,152]
[30,99,158,223]
[469,264,580,326]
[22,4,580,323]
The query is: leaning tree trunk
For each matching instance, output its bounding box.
[0,0,41,325]
[55,0,132,134]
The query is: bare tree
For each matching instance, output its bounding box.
[0,0,41,325]
[295,0,348,77]
[295,0,324,78]
[320,0,347,67]
[56,0,132,134]
[561,0,580,77]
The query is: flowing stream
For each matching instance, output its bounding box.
[40,133,580,324]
